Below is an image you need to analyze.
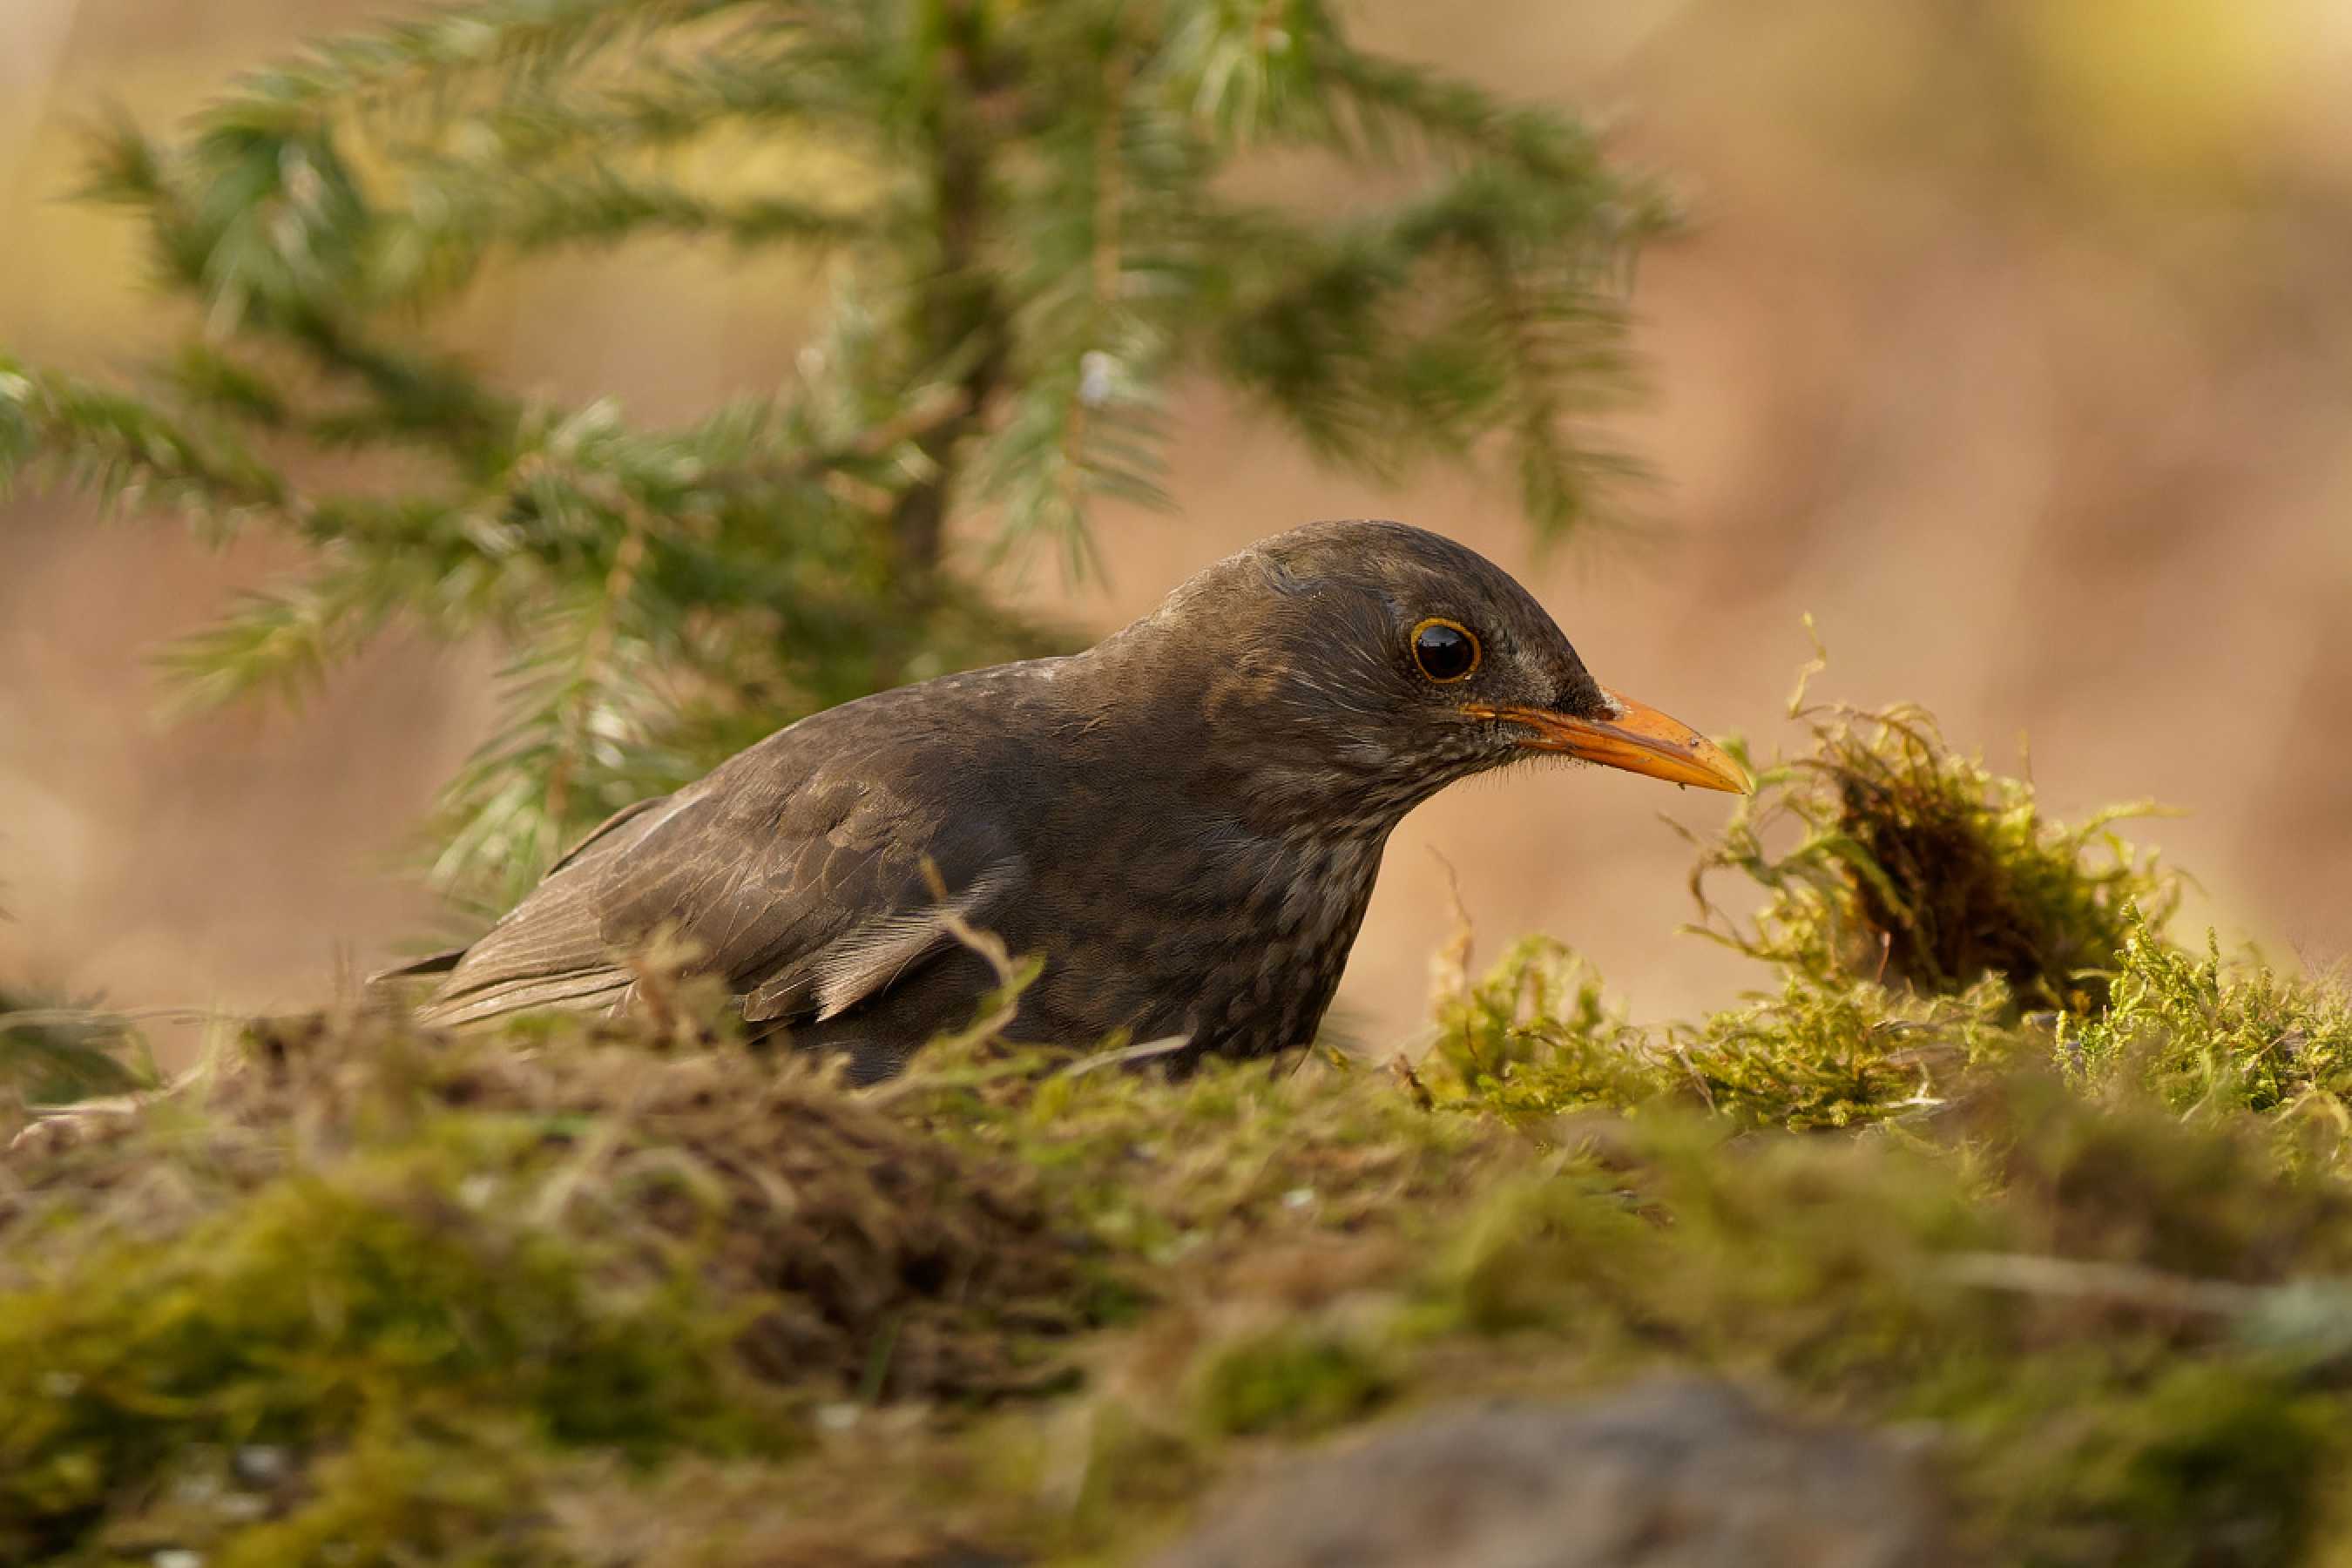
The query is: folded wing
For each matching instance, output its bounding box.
[387,714,1018,1031]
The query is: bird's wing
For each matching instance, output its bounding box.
[597,754,1020,1024]
[402,795,681,1024]
[410,716,1020,1031]
[371,794,675,987]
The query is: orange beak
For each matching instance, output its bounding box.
[1467,688,1751,794]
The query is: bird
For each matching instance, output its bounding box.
[379,520,1748,1080]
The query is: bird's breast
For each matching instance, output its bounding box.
[1020,826,1390,1061]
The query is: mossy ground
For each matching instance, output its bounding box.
[6,686,2352,1565]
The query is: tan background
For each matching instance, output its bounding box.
[5,0,2351,1057]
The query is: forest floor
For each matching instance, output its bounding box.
[7,687,2352,1566]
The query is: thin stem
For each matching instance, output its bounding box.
[1053,50,1131,537]
[886,0,1010,586]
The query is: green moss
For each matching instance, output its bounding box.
[206,1424,565,1568]
[1429,936,2023,1131]
[0,1010,1100,1562]
[1946,1355,2346,1568]
[12,995,2352,1565]
[896,1037,1523,1274]
[1967,1069,2352,1282]
[1692,680,2176,1014]
[1436,1171,1664,1338]
[10,691,2352,1564]
[1194,1328,1396,1436]
[2061,910,2352,1122]
[0,1149,774,1561]
[1424,936,1666,1117]
[1396,1091,2352,1565]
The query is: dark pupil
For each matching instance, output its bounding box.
[1415,624,1474,680]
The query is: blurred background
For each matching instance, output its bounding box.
[5,0,2351,1053]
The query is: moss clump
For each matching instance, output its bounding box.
[12,996,2352,1565]
[1964,1070,2352,1286]
[893,1038,1525,1275]
[1424,935,1660,1115]
[1692,670,2176,1013]
[2061,910,2352,1123]
[1952,1358,2343,1568]
[1432,679,2227,1135]
[1428,932,2021,1132]
[1396,1087,2352,1566]
[192,1424,564,1568]
[1193,1326,1396,1436]
[0,1009,1090,1563]
[213,1010,1088,1402]
[0,1159,763,1562]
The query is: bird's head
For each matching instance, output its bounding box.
[1120,520,1749,828]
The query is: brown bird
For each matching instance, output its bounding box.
[382,521,1747,1079]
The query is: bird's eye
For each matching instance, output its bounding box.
[1410,618,1481,683]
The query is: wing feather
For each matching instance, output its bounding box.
[400,691,1019,1031]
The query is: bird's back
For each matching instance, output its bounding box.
[396,663,1058,1053]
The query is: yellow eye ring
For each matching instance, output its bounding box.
[1409,618,1481,683]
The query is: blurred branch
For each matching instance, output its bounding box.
[195,0,782,130]
[3,0,1661,909]
[0,356,292,529]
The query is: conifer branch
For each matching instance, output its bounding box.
[3,0,1663,907]
[201,0,781,132]
[0,358,291,528]
[152,557,402,712]
[381,164,871,307]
